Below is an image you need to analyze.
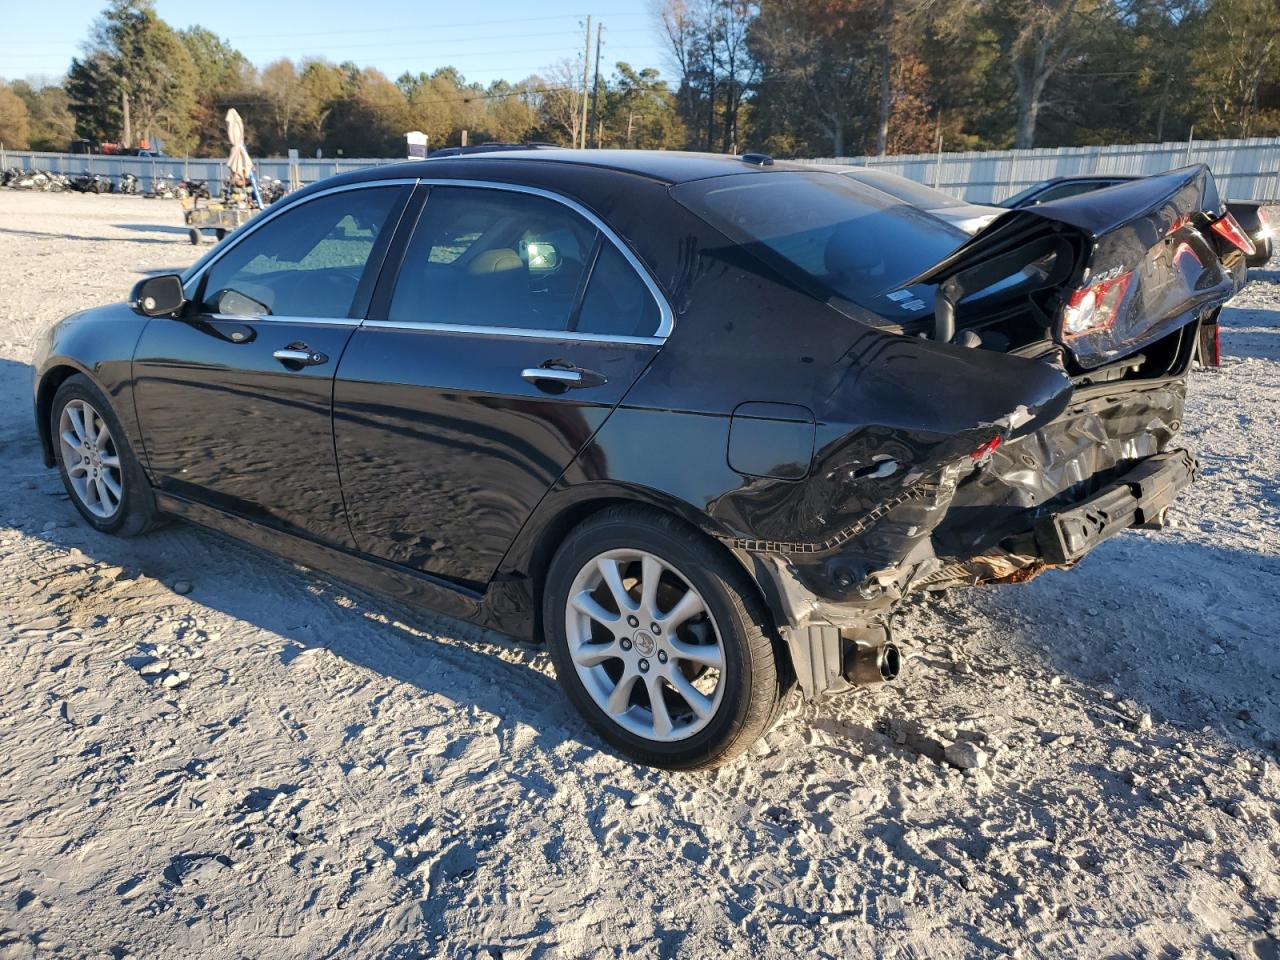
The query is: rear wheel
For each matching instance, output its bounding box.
[543,506,786,769]
[51,374,161,536]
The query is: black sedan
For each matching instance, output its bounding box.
[33,152,1245,768]
[1003,174,1275,267]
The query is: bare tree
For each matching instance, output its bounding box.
[535,59,586,147]
[992,0,1096,148]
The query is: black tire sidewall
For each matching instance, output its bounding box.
[50,374,156,536]
[544,511,776,769]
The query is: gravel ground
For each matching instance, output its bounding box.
[1,190,1278,960]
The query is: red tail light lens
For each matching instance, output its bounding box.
[1210,212,1257,256]
[970,436,1002,460]
[1257,206,1273,237]
[1061,271,1133,338]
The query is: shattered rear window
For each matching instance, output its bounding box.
[671,171,967,312]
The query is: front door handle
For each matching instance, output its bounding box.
[522,367,582,386]
[273,346,328,367]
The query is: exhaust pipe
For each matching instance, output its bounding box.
[844,640,902,687]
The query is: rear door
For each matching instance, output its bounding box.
[332,183,669,588]
[133,182,411,546]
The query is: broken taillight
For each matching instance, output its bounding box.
[970,436,1002,460]
[1198,321,1221,367]
[1061,271,1133,338]
[1210,212,1257,256]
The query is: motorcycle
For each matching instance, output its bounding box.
[9,169,52,191]
[176,179,210,201]
[258,176,288,204]
[115,172,140,195]
[147,174,180,199]
[70,172,111,194]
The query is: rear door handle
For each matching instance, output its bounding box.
[273,347,328,367]
[521,363,607,390]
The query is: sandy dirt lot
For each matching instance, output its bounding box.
[0,190,1278,960]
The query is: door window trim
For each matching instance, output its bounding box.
[180,178,419,320]
[180,177,674,344]
[364,179,674,344]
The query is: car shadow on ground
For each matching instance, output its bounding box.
[114,223,197,237]
[5,353,1276,766]
[1221,303,1279,362]
[0,226,179,245]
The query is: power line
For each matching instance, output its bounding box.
[207,80,589,110]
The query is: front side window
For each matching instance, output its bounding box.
[197,186,404,318]
[389,187,599,332]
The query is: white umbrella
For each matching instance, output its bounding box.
[225,108,253,183]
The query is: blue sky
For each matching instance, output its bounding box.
[1,0,670,87]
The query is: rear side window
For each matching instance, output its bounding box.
[198,186,404,318]
[671,172,966,312]
[574,242,661,338]
[389,187,598,332]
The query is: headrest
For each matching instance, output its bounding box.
[468,249,523,275]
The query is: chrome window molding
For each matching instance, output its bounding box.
[360,319,663,345]
[181,176,675,344]
[406,179,674,341]
[180,178,420,297]
[207,313,361,328]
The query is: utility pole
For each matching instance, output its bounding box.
[589,23,603,148]
[579,16,592,149]
[121,89,132,149]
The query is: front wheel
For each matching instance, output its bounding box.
[543,506,787,769]
[51,374,161,536]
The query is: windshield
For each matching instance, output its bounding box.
[845,169,965,209]
[999,181,1052,207]
[671,172,967,311]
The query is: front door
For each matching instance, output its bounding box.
[333,183,668,587]
[132,183,411,546]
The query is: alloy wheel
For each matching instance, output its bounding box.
[565,549,726,742]
[58,398,123,518]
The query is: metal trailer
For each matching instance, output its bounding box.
[180,195,256,244]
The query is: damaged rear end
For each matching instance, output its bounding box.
[736,166,1239,700]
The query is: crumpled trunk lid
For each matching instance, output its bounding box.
[910,165,1238,369]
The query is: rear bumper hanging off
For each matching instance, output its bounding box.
[1035,448,1197,563]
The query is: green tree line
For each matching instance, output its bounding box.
[0,0,1276,158]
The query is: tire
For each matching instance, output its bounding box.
[543,505,787,769]
[50,374,161,537]
[188,227,201,245]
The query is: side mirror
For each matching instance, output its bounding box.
[130,274,186,317]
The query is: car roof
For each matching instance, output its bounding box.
[372,149,819,186]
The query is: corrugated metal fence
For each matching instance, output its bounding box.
[2,136,1278,202]
[794,137,1280,203]
[0,147,401,195]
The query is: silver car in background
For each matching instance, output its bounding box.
[829,166,1004,234]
